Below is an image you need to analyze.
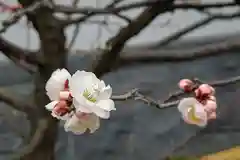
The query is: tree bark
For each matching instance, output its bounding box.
[18,1,67,160]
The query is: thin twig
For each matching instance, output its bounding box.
[112,75,240,109]
[0,0,46,33]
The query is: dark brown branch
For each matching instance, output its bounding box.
[0,36,40,73]
[0,87,35,114]
[0,118,47,159]
[90,0,174,78]
[147,16,214,49]
[75,36,240,68]
[0,0,46,33]
[111,88,178,109]
[54,1,237,15]
[60,0,128,26]
[146,11,240,49]
[12,118,47,160]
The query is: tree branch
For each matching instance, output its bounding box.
[74,36,240,69]
[0,36,40,73]
[146,11,240,49]
[0,87,35,115]
[0,0,46,33]
[90,0,174,78]
[54,1,237,15]
[111,75,240,110]
[61,0,130,26]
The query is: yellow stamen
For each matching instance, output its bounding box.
[83,89,97,102]
[187,105,202,123]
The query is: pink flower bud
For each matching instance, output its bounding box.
[53,101,70,116]
[195,84,215,99]
[207,112,217,120]
[178,79,194,92]
[203,97,217,113]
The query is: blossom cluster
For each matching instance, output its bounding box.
[45,69,218,135]
[45,69,115,135]
[177,79,217,127]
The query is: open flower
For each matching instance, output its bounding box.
[45,68,72,120]
[64,112,100,135]
[178,97,208,127]
[69,70,116,119]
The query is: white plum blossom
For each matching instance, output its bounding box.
[45,68,72,120]
[64,112,100,134]
[69,70,116,119]
[178,97,207,127]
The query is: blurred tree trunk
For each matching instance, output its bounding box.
[19,2,67,160]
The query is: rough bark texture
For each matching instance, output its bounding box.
[18,1,66,160]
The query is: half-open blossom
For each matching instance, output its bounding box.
[45,100,73,120]
[69,70,116,119]
[178,97,208,127]
[45,68,71,101]
[178,79,194,92]
[64,112,100,135]
[45,68,72,120]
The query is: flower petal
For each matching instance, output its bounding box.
[72,98,92,113]
[45,101,58,111]
[177,97,198,114]
[64,115,87,135]
[99,85,112,100]
[79,113,100,133]
[90,106,110,119]
[96,99,115,111]
[51,112,71,121]
[45,68,71,101]
[69,70,100,99]
[178,97,207,127]
[208,112,217,120]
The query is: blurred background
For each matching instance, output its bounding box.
[0,0,240,160]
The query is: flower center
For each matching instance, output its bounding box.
[187,105,201,123]
[82,83,100,103]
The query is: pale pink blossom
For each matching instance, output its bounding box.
[178,96,217,127]
[178,79,194,92]
[202,96,217,113]
[178,97,208,127]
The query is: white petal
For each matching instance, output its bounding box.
[90,106,110,119]
[69,70,100,99]
[51,112,71,121]
[96,99,115,111]
[64,115,87,135]
[98,85,112,100]
[45,101,58,111]
[99,80,106,88]
[79,114,100,133]
[72,98,92,113]
[45,68,71,101]
[177,97,198,114]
